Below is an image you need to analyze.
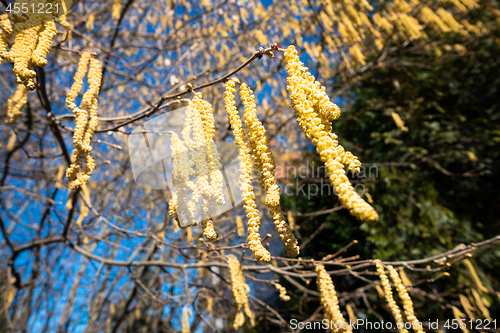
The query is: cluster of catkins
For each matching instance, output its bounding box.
[375,260,424,333]
[284,45,378,223]
[169,92,225,240]
[5,84,28,123]
[224,80,299,262]
[65,53,102,189]
[0,2,58,90]
[315,263,422,333]
[227,255,254,329]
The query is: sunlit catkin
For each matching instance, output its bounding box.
[1,8,58,90]
[66,54,102,189]
[240,84,280,207]
[316,265,352,333]
[202,219,217,240]
[240,83,299,257]
[66,53,91,111]
[236,215,245,237]
[0,16,13,60]
[182,306,191,333]
[273,283,290,302]
[6,84,28,123]
[285,45,378,222]
[224,80,270,262]
[31,20,57,67]
[388,265,424,333]
[227,255,255,329]
[463,259,489,293]
[375,261,408,333]
[7,25,40,90]
[112,0,123,20]
[191,93,225,205]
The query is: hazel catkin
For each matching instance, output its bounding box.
[316,265,352,333]
[6,84,28,123]
[0,7,58,90]
[66,54,102,189]
[375,260,408,333]
[284,45,378,223]
[387,265,424,333]
[227,254,255,329]
[240,83,299,257]
[224,80,270,262]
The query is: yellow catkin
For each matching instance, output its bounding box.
[287,211,295,230]
[66,53,91,111]
[66,56,102,189]
[240,83,299,257]
[86,14,95,30]
[186,226,193,243]
[184,93,224,228]
[398,267,412,287]
[9,25,41,89]
[224,80,270,262]
[240,83,281,207]
[227,254,255,329]
[6,278,17,309]
[169,198,181,231]
[31,20,57,67]
[6,132,16,150]
[399,14,423,39]
[1,6,57,90]
[471,288,491,319]
[59,14,73,30]
[194,94,225,205]
[6,84,28,123]
[316,265,352,333]
[75,198,89,227]
[458,294,476,320]
[349,43,366,65]
[206,296,213,317]
[346,303,357,324]
[437,8,462,32]
[375,261,408,333]
[112,0,122,20]
[391,110,409,132]
[236,215,245,237]
[463,259,489,293]
[0,16,13,59]
[375,284,385,298]
[182,306,191,333]
[420,6,450,33]
[170,131,198,226]
[202,219,217,240]
[388,265,424,333]
[273,283,291,301]
[285,45,378,222]
[452,306,469,333]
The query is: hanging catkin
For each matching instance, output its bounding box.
[375,261,408,333]
[387,265,424,333]
[224,80,270,262]
[284,45,378,222]
[316,265,352,333]
[66,54,102,189]
[227,254,255,329]
[240,83,299,257]
[0,5,58,90]
[6,84,28,123]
